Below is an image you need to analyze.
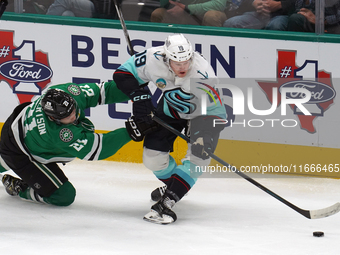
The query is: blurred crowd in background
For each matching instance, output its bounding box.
[4,0,340,34]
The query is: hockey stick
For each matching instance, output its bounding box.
[0,0,8,19]
[112,1,151,88]
[114,9,340,219]
[112,0,134,56]
[151,114,340,219]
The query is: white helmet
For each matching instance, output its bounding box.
[164,34,193,63]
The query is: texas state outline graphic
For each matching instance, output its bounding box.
[257,50,335,133]
[0,30,52,104]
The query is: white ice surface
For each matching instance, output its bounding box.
[0,159,339,255]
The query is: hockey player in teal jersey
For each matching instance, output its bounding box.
[0,81,132,206]
[113,33,226,224]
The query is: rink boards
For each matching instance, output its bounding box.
[0,14,339,178]
[104,136,340,179]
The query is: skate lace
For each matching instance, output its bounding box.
[159,186,167,196]
[163,196,175,209]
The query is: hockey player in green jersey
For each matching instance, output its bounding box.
[0,81,134,206]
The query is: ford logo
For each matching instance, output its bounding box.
[0,60,53,82]
[279,80,336,104]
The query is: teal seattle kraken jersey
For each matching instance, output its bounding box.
[118,47,226,120]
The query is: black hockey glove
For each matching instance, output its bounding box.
[130,90,155,124]
[191,131,213,160]
[125,116,158,142]
[190,115,226,160]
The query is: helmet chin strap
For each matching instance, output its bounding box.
[188,58,193,71]
[48,116,61,125]
[163,55,173,73]
[49,116,79,126]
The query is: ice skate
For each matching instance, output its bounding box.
[2,174,28,196]
[144,195,177,224]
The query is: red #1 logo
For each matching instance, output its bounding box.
[257,50,336,133]
[0,30,52,103]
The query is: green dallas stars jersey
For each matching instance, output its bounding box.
[20,81,131,164]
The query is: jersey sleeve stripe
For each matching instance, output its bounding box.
[84,133,102,161]
[97,81,106,105]
[83,133,98,160]
[92,133,103,161]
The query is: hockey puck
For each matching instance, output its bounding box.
[313,231,324,237]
